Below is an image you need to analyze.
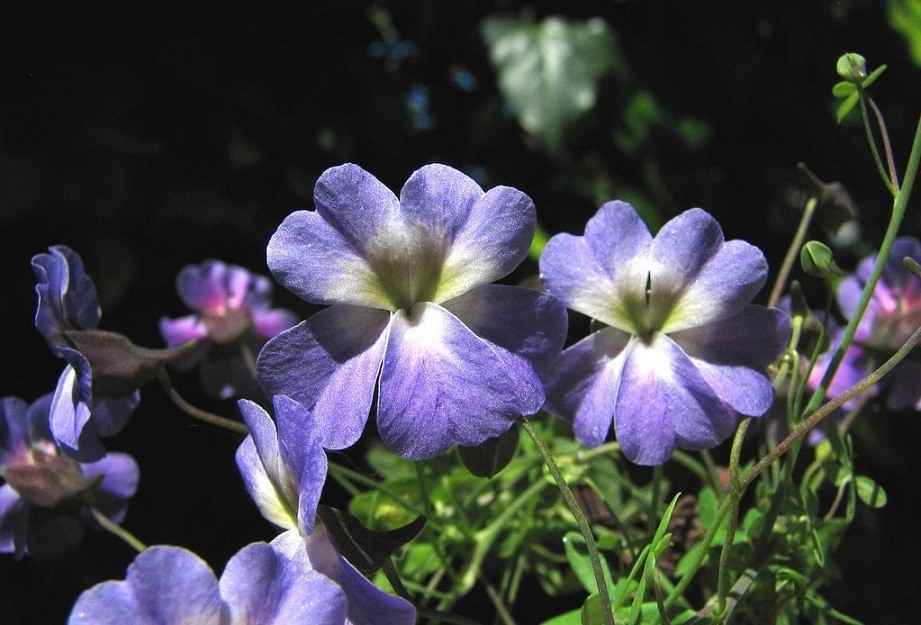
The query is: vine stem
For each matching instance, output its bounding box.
[804,113,921,419]
[742,320,921,491]
[768,195,817,308]
[156,367,249,435]
[715,417,751,619]
[89,507,146,553]
[382,559,485,625]
[520,418,614,625]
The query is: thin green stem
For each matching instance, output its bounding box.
[805,113,921,419]
[89,507,146,552]
[865,94,900,191]
[715,418,751,619]
[156,368,248,435]
[478,574,518,625]
[648,464,663,534]
[743,320,921,491]
[858,95,898,197]
[520,418,614,625]
[768,196,818,308]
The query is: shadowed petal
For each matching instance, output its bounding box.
[220,542,347,625]
[256,305,390,450]
[670,306,788,414]
[614,334,736,465]
[543,327,632,447]
[70,546,226,625]
[378,303,543,459]
[81,452,140,525]
[267,210,390,308]
[199,353,258,400]
[886,361,921,411]
[0,485,26,555]
[1,397,30,465]
[298,526,417,625]
[443,284,567,375]
[32,246,101,349]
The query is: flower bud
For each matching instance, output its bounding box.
[836,53,867,83]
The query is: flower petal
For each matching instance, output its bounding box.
[614,334,736,465]
[220,541,347,625]
[543,326,632,447]
[176,260,232,313]
[399,165,536,302]
[650,210,767,332]
[0,485,26,555]
[252,309,299,339]
[669,305,788,414]
[583,201,653,278]
[274,397,327,535]
[199,352,258,400]
[442,284,568,375]
[32,246,101,348]
[886,361,921,411]
[70,546,227,625]
[80,452,140,525]
[1,397,30,465]
[267,209,390,309]
[159,315,209,347]
[301,525,417,625]
[377,303,543,459]
[256,305,390,450]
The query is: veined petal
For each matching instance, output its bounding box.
[237,400,297,531]
[669,305,788,414]
[614,334,736,465]
[50,366,102,461]
[220,542,347,625]
[540,233,629,330]
[273,397,327,535]
[648,209,767,331]
[256,305,390,450]
[442,284,567,374]
[267,210,390,309]
[543,326,632,447]
[583,201,653,278]
[397,165,534,302]
[68,581,149,625]
[378,303,543,460]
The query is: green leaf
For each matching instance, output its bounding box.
[317,505,426,573]
[832,81,856,97]
[854,475,888,508]
[581,594,605,625]
[563,531,615,595]
[540,607,584,625]
[862,63,888,89]
[482,15,623,152]
[889,0,921,66]
[458,426,520,478]
[836,92,860,123]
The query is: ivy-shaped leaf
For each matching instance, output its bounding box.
[482,15,624,152]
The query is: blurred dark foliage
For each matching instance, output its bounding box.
[2,1,920,622]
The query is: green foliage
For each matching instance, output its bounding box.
[888,0,921,66]
[482,15,625,152]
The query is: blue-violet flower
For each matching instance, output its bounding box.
[1,394,139,559]
[236,396,416,625]
[540,201,790,465]
[68,537,347,624]
[256,163,567,459]
[32,246,140,461]
[160,260,297,399]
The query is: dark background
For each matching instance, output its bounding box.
[2,1,920,622]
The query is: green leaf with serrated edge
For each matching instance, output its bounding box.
[854,475,888,508]
[564,531,616,595]
[482,15,623,152]
[836,92,860,123]
[317,505,426,573]
[832,81,856,97]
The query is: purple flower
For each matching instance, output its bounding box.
[539,202,789,465]
[1,395,139,559]
[32,246,140,461]
[236,397,416,625]
[68,537,348,625]
[160,260,297,400]
[815,237,921,410]
[256,163,567,459]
